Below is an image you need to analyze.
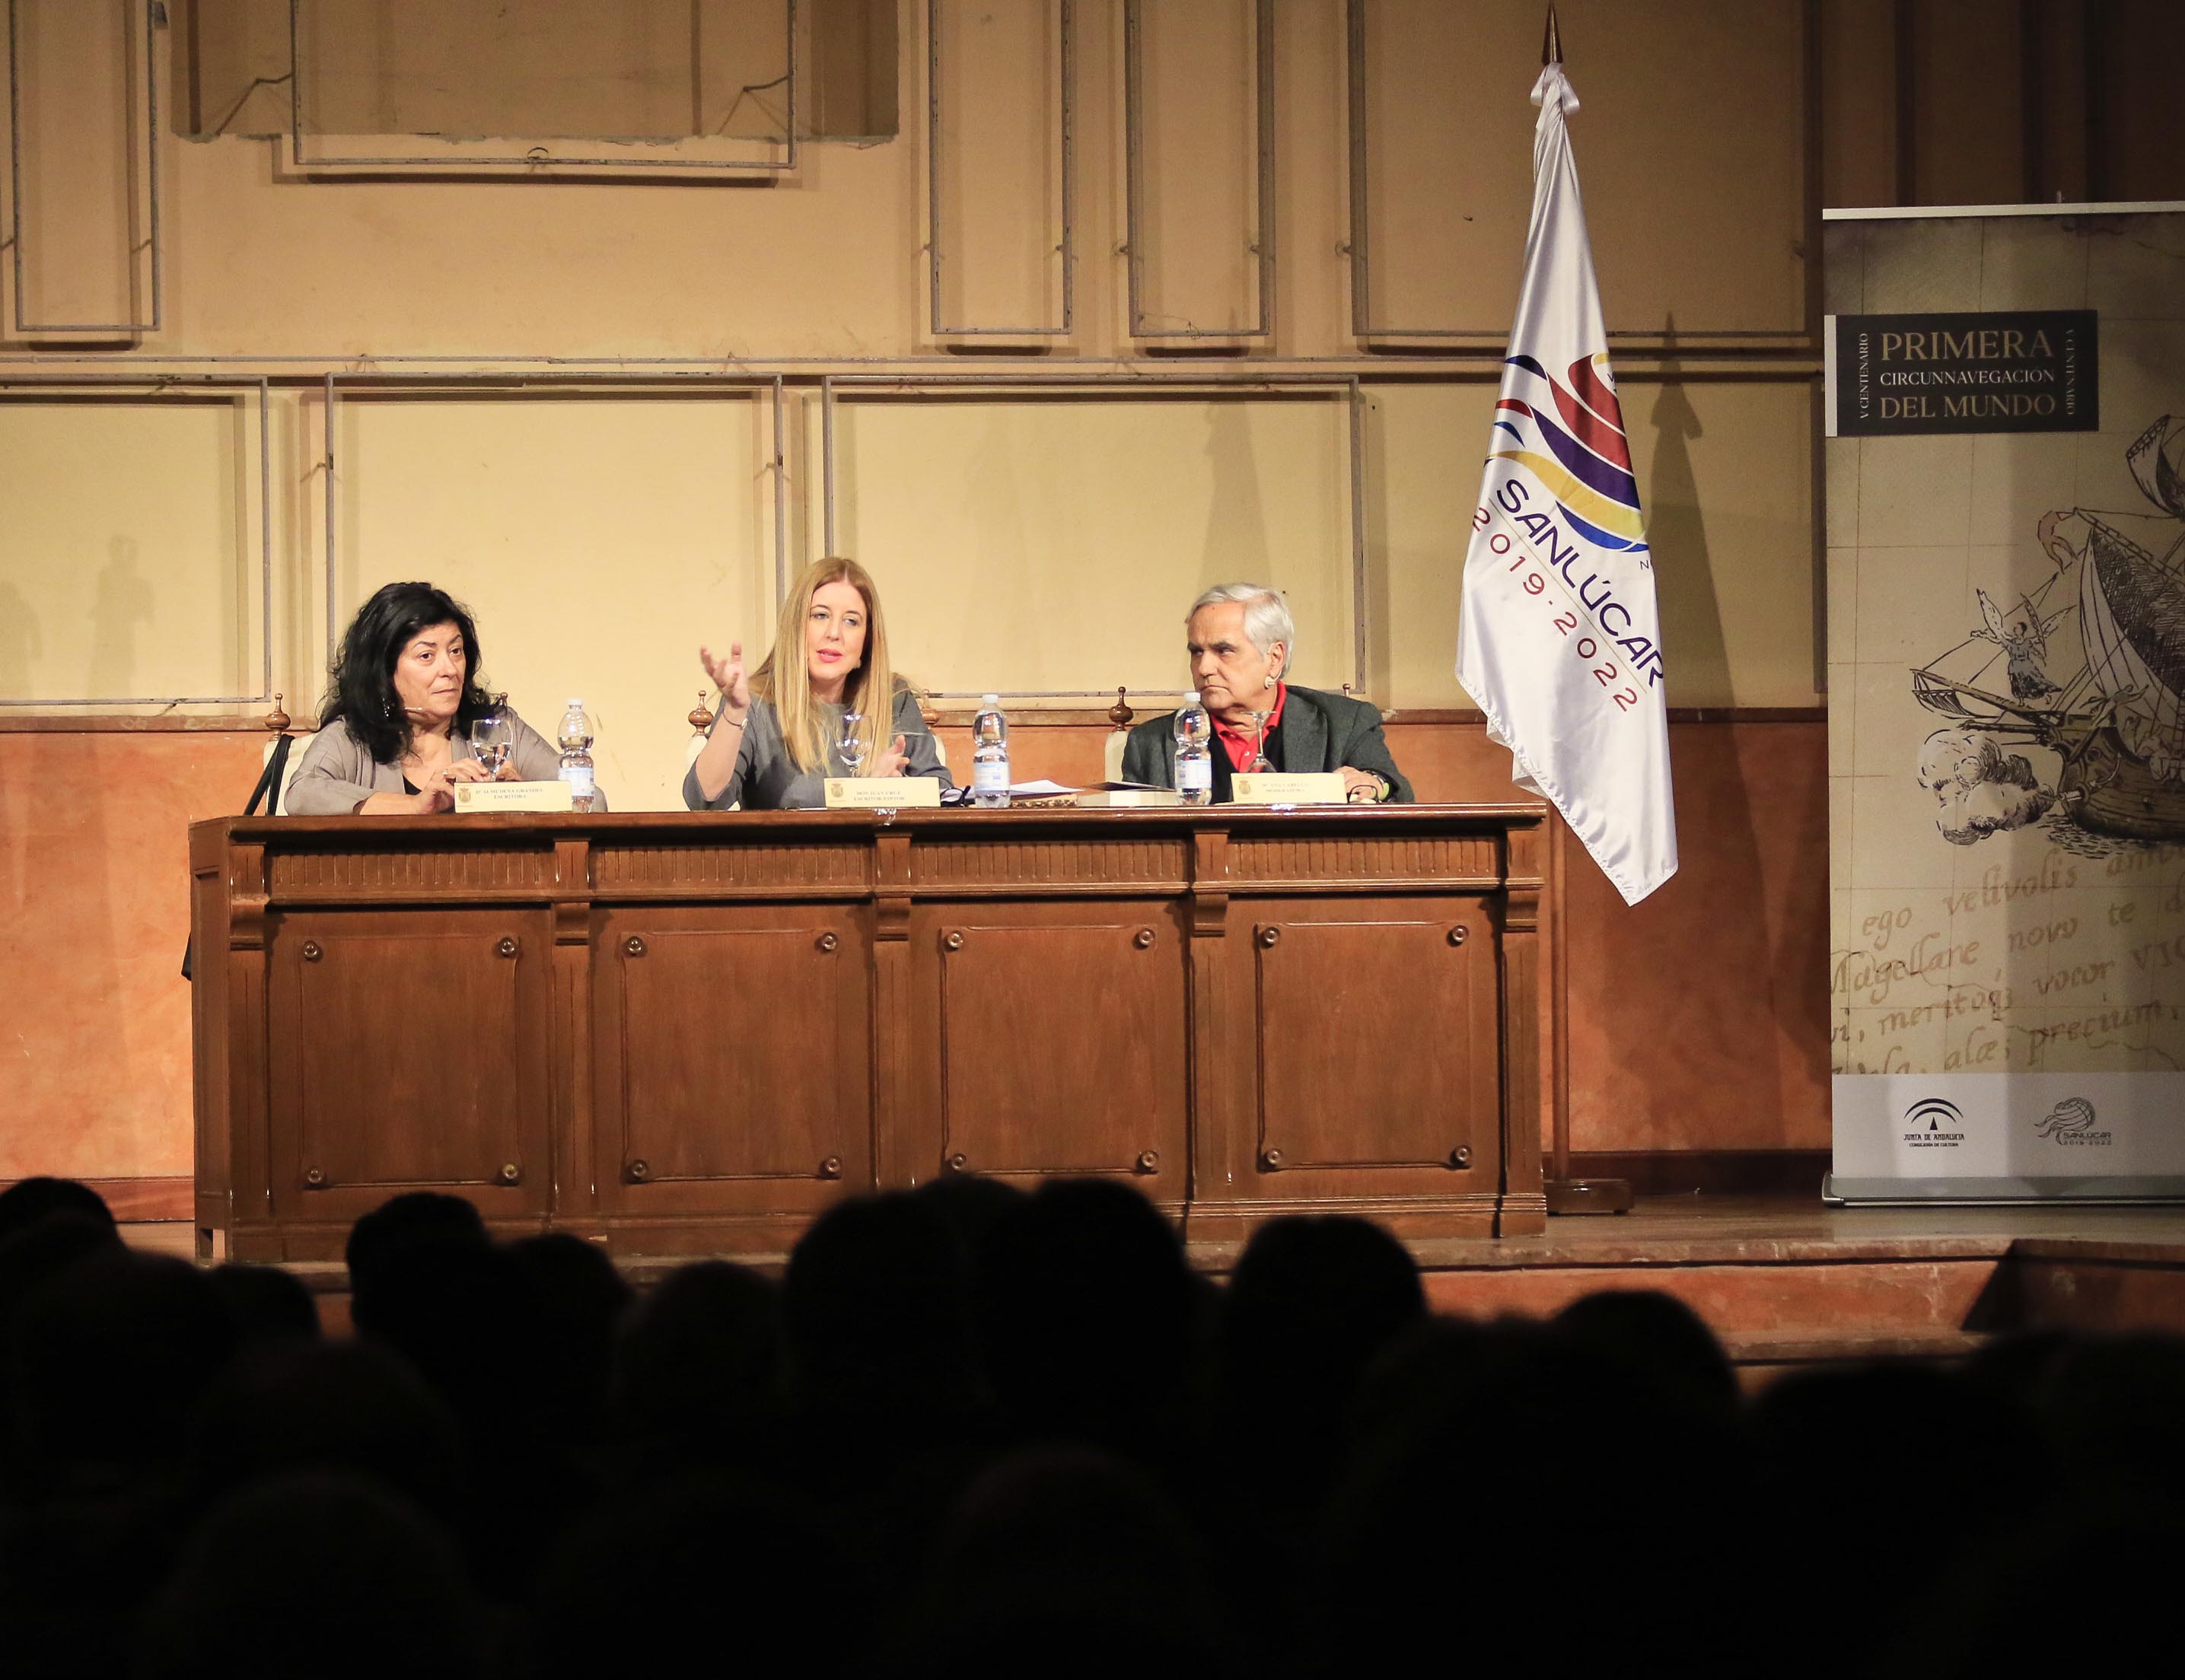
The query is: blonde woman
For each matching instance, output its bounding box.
[685,557,951,810]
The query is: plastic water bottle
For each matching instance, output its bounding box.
[971,694,1010,809]
[556,698,597,813]
[1173,690,1213,805]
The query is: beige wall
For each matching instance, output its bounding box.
[2,0,1846,779]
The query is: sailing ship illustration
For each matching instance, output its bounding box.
[1913,414,2185,843]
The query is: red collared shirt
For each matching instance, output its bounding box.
[1212,681,1288,772]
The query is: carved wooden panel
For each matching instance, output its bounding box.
[1227,832,1502,888]
[594,908,872,1203]
[1248,899,1497,1176]
[269,845,556,899]
[913,835,1190,892]
[922,905,1186,1182]
[591,840,869,895]
[265,910,551,1217]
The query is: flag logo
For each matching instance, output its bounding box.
[1490,353,1649,555]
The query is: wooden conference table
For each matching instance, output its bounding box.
[189,804,1548,1261]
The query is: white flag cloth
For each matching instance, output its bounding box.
[1455,65,1677,906]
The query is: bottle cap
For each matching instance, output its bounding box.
[566,698,584,707]
[981,693,1000,703]
[1183,690,1199,705]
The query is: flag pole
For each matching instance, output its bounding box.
[1533,4,1632,1218]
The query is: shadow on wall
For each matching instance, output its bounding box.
[88,536,154,700]
[1569,318,1812,1147]
[0,580,40,696]
[1202,402,1272,593]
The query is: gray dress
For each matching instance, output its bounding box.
[285,705,607,814]
[683,686,951,810]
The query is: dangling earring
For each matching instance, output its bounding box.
[383,697,395,719]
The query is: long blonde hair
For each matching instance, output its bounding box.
[752,556,900,775]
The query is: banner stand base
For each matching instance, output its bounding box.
[1546,1176,1634,1216]
[1823,1172,2185,1208]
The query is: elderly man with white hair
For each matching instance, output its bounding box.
[1122,582,1413,803]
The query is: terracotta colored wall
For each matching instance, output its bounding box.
[0,729,265,1180]
[0,717,1823,1187]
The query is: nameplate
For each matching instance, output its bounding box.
[1231,772,1350,806]
[824,777,942,810]
[454,781,575,813]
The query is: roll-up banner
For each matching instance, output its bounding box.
[1824,203,2185,1203]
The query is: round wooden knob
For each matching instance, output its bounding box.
[301,940,323,963]
[945,1152,968,1173]
[819,1155,843,1179]
[1260,1147,1282,1171]
[1134,928,1156,950]
[817,932,839,953]
[303,1166,326,1187]
[263,692,291,732]
[943,931,965,951]
[1451,1145,1472,1168]
[496,937,519,959]
[1257,926,1281,949]
[1448,926,1468,947]
[624,935,646,956]
[499,1162,521,1184]
[626,1159,651,1182]
[1107,686,1135,727]
[1134,1150,1159,1174]
[689,689,716,733]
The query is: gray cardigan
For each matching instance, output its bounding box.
[285,705,607,814]
[683,686,951,811]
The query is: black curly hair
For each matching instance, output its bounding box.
[319,582,493,765]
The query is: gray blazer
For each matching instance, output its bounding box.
[1120,683,1415,802]
[683,685,952,812]
[285,705,606,814]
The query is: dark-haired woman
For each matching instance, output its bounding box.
[287,581,601,815]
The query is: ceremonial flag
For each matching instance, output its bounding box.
[1455,62,1677,905]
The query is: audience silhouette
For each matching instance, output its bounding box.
[0,1177,2178,1678]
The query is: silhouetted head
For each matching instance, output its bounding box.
[345,1192,490,1332]
[139,1473,485,1680]
[209,1263,323,1348]
[1221,1215,1425,1471]
[0,1176,115,1247]
[186,1340,469,1532]
[914,1173,1028,1259]
[1553,1287,1738,1418]
[973,1179,1195,1458]
[506,1233,631,1440]
[8,1249,237,1491]
[613,1260,785,1452]
[1748,1360,2055,1669]
[785,1192,978,1415]
[2035,1332,2185,1518]
[1328,1316,1742,1672]
[536,1475,868,1680]
[900,1446,1223,1678]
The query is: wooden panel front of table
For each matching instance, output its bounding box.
[189,807,1547,1260]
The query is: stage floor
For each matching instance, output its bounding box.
[123,1195,2185,1376]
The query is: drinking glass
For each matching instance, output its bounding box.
[1247,710,1273,775]
[469,707,515,780]
[836,711,868,776]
